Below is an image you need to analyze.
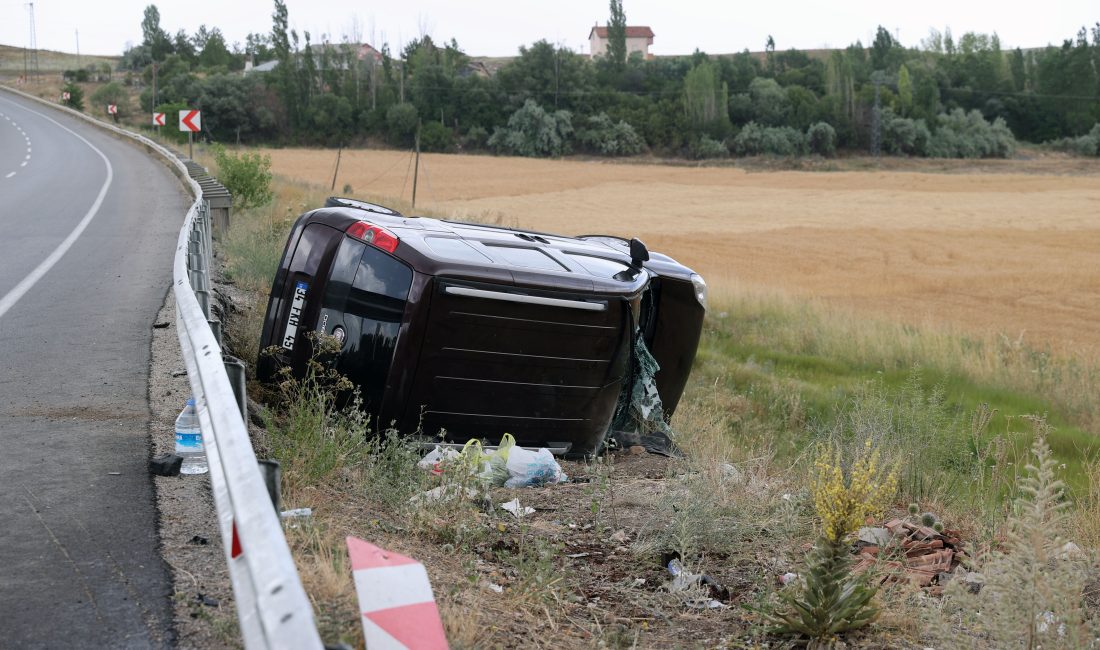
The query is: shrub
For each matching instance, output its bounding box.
[927,431,1097,648]
[89,82,130,118]
[418,121,454,153]
[927,108,1016,159]
[211,144,274,209]
[688,135,727,159]
[806,122,837,157]
[769,441,898,644]
[576,113,645,156]
[1048,123,1100,157]
[385,102,419,147]
[488,99,573,157]
[61,82,84,112]
[461,125,489,150]
[732,121,806,156]
[881,108,932,156]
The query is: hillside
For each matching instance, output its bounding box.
[0,43,118,75]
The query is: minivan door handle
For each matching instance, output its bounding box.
[444,286,608,312]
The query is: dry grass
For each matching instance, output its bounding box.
[259,146,1100,360]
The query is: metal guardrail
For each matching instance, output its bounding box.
[0,86,324,650]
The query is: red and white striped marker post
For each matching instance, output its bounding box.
[346,536,448,650]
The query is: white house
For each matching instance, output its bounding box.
[588,25,655,60]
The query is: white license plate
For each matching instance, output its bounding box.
[281,281,308,350]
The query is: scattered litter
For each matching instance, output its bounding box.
[107,471,121,476]
[171,370,187,377]
[1056,541,1084,560]
[628,445,646,455]
[411,485,482,505]
[195,593,219,607]
[609,529,629,544]
[857,526,892,547]
[719,463,743,483]
[188,535,209,546]
[150,453,182,477]
[781,493,793,501]
[631,578,646,587]
[153,321,170,329]
[280,508,313,519]
[486,582,503,594]
[503,446,567,488]
[417,445,460,476]
[566,553,590,559]
[779,572,799,586]
[665,558,729,609]
[500,498,535,519]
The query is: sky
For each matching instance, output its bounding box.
[1,0,1096,58]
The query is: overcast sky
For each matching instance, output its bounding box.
[2,0,1096,58]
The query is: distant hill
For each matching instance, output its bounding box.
[0,43,118,75]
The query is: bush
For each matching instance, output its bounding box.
[61,82,84,112]
[688,136,727,159]
[63,69,90,83]
[89,82,130,118]
[418,121,454,153]
[881,109,932,156]
[1048,123,1100,157]
[576,113,645,156]
[927,108,1016,159]
[488,99,573,157]
[806,122,837,157]
[732,121,806,156]
[211,144,274,209]
[461,125,489,150]
[385,103,419,147]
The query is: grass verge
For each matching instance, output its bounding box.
[216,171,1100,648]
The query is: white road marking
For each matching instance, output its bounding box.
[0,96,114,321]
[5,171,14,178]
[20,161,26,167]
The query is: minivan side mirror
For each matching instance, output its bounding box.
[629,238,650,267]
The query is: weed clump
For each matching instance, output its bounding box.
[769,440,898,646]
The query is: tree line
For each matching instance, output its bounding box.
[70,2,1100,159]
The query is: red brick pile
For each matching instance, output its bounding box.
[851,518,965,594]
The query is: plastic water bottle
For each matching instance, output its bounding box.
[175,398,208,475]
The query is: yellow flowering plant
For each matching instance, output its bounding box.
[769,439,899,647]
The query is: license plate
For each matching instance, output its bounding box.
[282,281,308,350]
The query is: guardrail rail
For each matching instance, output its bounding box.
[0,86,324,650]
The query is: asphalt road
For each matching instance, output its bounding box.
[0,90,189,648]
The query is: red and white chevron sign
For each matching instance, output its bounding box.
[153,112,166,126]
[179,109,201,132]
[107,104,117,115]
[346,537,448,650]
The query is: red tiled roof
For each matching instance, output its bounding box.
[589,26,655,39]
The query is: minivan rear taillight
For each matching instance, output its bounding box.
[346,221,399,253]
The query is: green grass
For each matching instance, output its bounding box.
[691,293,1100,500]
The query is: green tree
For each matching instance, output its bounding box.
[683,60,730,138]
[488,99,573,157]
[61,82,84,111]
[212,145,273,209]
[897,64,913,116]
[270,0,298,128]
[90,82,130,118]
[607,0,627,68]
[141,5,173,62]
[198,28,233,69]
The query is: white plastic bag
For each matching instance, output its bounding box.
[417,445,459,476]
[504,447,567,487]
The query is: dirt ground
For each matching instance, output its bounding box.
[264,147,1100,358]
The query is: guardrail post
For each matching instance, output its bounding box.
[257,459,282,513]
[195,289,211,319]
[223,355,248,425]
[207,318,223,347]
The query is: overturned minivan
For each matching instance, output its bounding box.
[258,198,706,457]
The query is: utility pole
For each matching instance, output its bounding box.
[75,29,81,69]
[411,123,421,209]
[25,2,39,83]
[151,62,158,117]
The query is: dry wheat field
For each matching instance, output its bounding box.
[262,147,1100,358]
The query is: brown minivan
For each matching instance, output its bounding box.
[258,198,706,457]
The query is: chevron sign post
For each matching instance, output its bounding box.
[153,112,166,127]
[179,109,201,159]
[346,537,448,650]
